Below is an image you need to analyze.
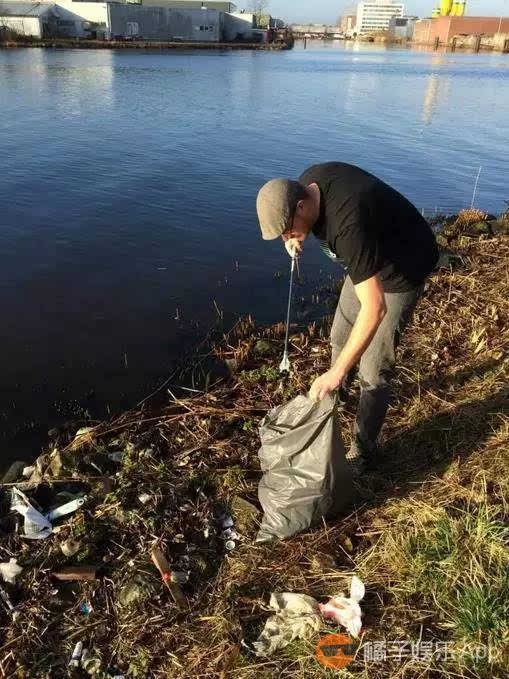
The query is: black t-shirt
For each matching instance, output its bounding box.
[299,162,439,292]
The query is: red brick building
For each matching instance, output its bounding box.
[414,16,509,45]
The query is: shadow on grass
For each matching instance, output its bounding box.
[356,356,508,505]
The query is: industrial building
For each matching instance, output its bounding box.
[0,1,56,37]
[388,15,417,39]
[0,0,268,40]
[409,0,509,49]
[340,13,357,36]
[355,0,404,34]
[140,0,237,11]
[108,4,222,40]
[0,0,112,38]
[413,15,509,46]
[54,0,109,38]
[223,11,255,40]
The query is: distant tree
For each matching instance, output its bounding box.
[249,0,269,28]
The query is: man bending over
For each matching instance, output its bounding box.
[256,162,438,475]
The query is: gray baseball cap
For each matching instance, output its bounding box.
[256,178,305,240]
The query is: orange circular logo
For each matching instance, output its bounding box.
[316,633,358,669]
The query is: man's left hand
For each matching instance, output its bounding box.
[309,369,343,402]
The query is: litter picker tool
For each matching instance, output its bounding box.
[279,256,296,374]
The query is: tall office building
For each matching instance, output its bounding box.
[356,1,404,33]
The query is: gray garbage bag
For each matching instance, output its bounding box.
[256,393,353,543]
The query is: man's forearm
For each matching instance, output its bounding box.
[331,305,385,380]
[309,274,386,402]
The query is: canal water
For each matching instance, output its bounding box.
[1,42,508,465]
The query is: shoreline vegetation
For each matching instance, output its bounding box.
[0,33,294,51]
[1,208,508,678]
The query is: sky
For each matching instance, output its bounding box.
[251,0,509,24]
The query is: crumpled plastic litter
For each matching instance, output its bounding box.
[318,575,365,638]
[217,511,234,529]
[10,487,52,539]
[250,593,322,656]
[0,558,23,584]
[247,576,366,656]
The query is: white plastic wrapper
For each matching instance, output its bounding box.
[250,593,321,656]
[246,576,366,656]
[319,575,365,638]
[10,487,52,539]
[0,558,23,584]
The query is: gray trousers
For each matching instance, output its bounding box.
[330,276,424,457]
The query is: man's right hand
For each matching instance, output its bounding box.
[284,238,302,259]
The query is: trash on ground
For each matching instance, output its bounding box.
[250,593,321,656]
[80,601,93,615]
[248,576,365,656]
[10,486,52,539]
[217,510,242,550]
[256,394,353,542]
[52,566,98,582]
[138,493,151,505]
[0,583,17,616]
[69,641,83,667]
[318,575,365,638]
[221,528,240,541]
[0,558,23,584]
[151,546,187,609]
[216,510,234,529]
[82,651,102,674]
[60,538,82,557]
[46,495,87,522]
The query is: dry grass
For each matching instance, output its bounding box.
[0,231,508,679]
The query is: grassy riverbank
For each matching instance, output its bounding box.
[0,210,508,678]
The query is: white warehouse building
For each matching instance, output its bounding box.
[0,2,56,37]
[0,0,258,40]
[356,1,404,34]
